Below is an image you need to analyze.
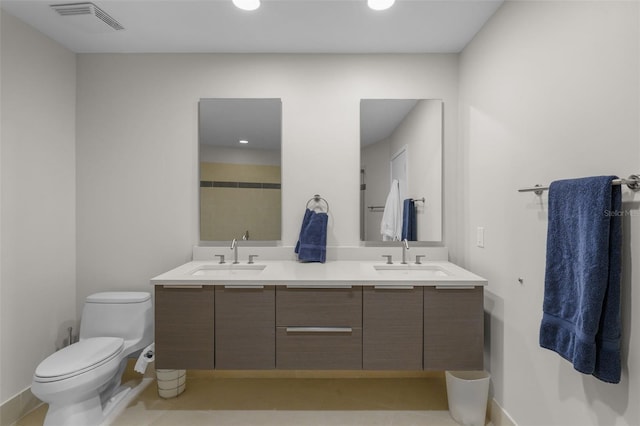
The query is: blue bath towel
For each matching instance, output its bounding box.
[539,176,622,383]
[295,208,328,263]
[401,199,417,241]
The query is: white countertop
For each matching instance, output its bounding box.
[150,260,487,287]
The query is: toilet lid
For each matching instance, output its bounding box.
[34,337,124,381]
[86,292,150,304]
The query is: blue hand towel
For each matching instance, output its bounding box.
[401,199,417,241]
[295,208,313,254]
[539,176,622,383]
[295,208,328,263]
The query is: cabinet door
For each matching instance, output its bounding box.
[363,286,423,370]
[276,286,362,369]
[215,285,275,369]
[424,286,483,370]
[155,285,215,369]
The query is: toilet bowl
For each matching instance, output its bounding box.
[32,292,153,426]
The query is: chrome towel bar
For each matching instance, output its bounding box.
[518,174,640,195]
[368,197,425,211]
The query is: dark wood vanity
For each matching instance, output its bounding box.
[154,284,483,371]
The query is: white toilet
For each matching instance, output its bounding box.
[32,292,154,426]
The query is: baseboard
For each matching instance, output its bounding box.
[489,398,517,426]
[186,370,445,379]
[0,387,43,426]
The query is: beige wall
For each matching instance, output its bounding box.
[200,162,281,241]
[388,100,443,242]
[460,1,640,425]
[0,9,77,409]
[75,53,461,311]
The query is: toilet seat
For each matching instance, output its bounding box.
[34,337,124,383]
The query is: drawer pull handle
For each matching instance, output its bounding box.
[224,285,265,289]
[285,285,352,289]
[162,285,203,289]
[435,285,476,290]
[285,327,353,334]
[374,285,414,290]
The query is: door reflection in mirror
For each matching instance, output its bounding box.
[360,99,442,243]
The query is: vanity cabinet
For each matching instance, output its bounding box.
[214,285,275,369]
[153,282,485,372]
[275,286,362,369]
[423,286,483,370]
[362,286,423,370]
[155,285,215,369]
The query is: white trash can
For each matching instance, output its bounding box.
[445,370,490,426]
[156,369,186,399]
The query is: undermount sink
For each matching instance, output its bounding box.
[190,264,266,276]
[373,264,450,277]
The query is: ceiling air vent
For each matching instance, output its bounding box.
[51,2,124,32]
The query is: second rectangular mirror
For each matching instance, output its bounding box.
[199,98,282,243]
[360,99,443,243]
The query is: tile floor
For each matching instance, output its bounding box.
[17,368,483,426]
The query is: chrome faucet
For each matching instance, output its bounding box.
[401,239,410,264]
[230,238,239,264]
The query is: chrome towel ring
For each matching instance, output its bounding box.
[306,194,329,213]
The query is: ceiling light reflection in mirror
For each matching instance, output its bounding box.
[233,0,261,11]
[368,0,396,11]
[199,98,282,243]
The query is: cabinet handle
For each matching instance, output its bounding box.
[285,327,353,334]
[435,285,476,290]
[162,285,203,289]
[224,285,265,289]
[285,285,352,289]
[374,285,414,290]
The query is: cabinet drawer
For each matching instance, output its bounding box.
[155,285,215,369]
[276,287,362,327]
[276,326,362,369]
[215,286,275,370]
[424,286,483,370]
[363,286,423,370]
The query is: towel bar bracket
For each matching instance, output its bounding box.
[627,174,640,191]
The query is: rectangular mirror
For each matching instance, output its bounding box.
[360,99,443,243]
[199,98,282,243]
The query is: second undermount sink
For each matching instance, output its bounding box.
[190,264,266,276]
[373,264,450,277]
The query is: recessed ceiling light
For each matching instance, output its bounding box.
[367,0,395,11]
[239,139,249,144]
[233,0,260,11]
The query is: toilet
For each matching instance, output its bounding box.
[32,292,153,426]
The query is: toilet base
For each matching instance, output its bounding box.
[100,378,154,426]
[41,378,153,426]
[44,394,103,426]
[102,386,131,419]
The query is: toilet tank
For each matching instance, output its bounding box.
[79,292,153,348]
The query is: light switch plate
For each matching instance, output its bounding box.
[476,227,485,248]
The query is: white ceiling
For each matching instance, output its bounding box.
[1,0,503,54]
[2,0,503,150]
